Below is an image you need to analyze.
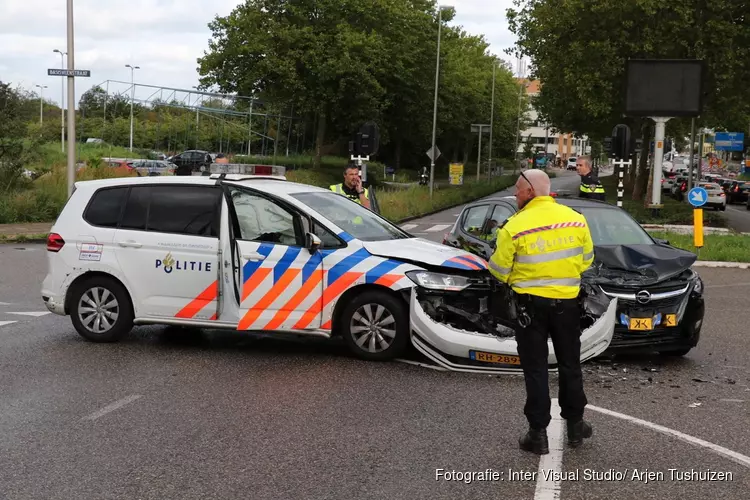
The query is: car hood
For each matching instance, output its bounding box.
[362,238,488,271]
[585,243,697,285]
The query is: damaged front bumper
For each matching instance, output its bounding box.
[409,287,618,375]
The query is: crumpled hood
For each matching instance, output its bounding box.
[362,238,489,271]
[586,243,697,284]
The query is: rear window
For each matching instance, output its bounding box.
[84,187,128,228]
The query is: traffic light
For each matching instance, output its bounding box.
[349,121,380,157]
[610,124,632,159]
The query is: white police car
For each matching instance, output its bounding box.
[42,164,616,373]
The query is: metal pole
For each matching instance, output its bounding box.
[66,0,76,199]
[36,85,47,124]
[477,127,482,181]
[103,80,108,140]
[488,62,496,178]
[126,64,139,152]
[650,117,670,212]
[54,50,66,152]
[513,57,525,171]
[697,131,705,182]
[286,104,294,157]
[247,98,254,156]
[429,6,444,199]
[688,118,696,191]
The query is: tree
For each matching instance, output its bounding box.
[507,0,750,200]
[0,82,42,190]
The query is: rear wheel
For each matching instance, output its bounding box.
[70,276,134,343]
[340,291,409,361]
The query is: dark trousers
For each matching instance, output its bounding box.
[515,295,587,429]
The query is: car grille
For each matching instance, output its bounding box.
[599,282,690,307]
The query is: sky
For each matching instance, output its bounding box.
[0,0,519,108]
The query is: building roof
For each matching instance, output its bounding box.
[516,78,541,95]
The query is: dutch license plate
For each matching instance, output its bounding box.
[470,350,521,365]
[629,318,653,331]
[664,314,677,327]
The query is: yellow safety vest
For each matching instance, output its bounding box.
[488,196,595,299]
[330,184,369,204]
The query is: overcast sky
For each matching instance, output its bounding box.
[1,0,519,108]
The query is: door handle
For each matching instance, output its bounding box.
[118,240,142,248]
[242,252,266,262]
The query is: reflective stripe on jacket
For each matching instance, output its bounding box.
[488,196,594,299]
[330,184,369,204]
[579,173,605,199]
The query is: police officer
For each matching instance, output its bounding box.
[576,156,606,201]
[330,164,371,209]
[488,169,595,455]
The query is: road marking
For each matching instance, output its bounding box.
[588,404,750,469]
[400,224,418,231]
[7,311,51,317]
[425,224,451,232]
[534,398,563,500]
[705,283,750,290]
[0,321,18,327]
[394,358,448,371]
[82,395,143,421]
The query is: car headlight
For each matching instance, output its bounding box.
[693,276,703,294]
[406,270,472,292]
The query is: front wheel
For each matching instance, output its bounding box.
[340,290,409,361]
[70,276,134,343]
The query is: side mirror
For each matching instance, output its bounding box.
[305,232,322,254]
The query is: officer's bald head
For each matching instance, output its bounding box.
[522,169,551,196]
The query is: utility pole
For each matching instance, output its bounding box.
[125,64,140,152]
[65,0,76,199]
[35,85,48,124]
[488,61,496,178]
[429,5,451,199]
[53,49,66,152]
[513,55,526,172]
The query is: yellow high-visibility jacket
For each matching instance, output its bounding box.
[488,196,594,299]
[330,184,369,204]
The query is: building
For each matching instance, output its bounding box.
[516,79,588,159]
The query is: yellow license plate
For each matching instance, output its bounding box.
[664,314,677,327]
[470,351,521,365]
[629,318,653,331]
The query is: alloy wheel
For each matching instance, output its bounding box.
[349,303,397,354]
[77,286,120,334]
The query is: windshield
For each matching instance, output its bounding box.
[292,192,409,242]
[578,207,654,246]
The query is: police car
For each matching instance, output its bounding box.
[41,164,616,373]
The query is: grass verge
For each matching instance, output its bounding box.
[601,175,727,228]
[648,231,750,262]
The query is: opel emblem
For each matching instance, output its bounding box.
[636,290,652,304]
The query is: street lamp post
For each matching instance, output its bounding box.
[125,64,140,152]
[429,4,451,199]
[488,61,496,178]
[53,49,67,152]
[35,85,48,124]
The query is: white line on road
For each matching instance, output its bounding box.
[587,404,750,469]
[400,223,419,231]
[0,321,18,328]
[394,358,448,371]
[7,311,51,317]
[425,224,452,232]
[534,398,564,500]
[705,283,750,289]
[0,301,12,305]
[82,395,143,421]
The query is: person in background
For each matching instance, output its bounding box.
[576,156,606,201]
[330,164,371,209]
[215,153,230,164]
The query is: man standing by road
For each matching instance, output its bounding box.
[488,169,595,455]
[330,164,371,209]
[576,156,606,201]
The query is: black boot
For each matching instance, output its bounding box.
[519,428,549,455]
[567,419,593,448]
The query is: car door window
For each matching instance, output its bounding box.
[146,186,221,237]
[120,186,150,230]
[313,221,344,248]
[229,187,301,246]
[84,187,128,228]
[461,205,490,238]
[482,204,514,240]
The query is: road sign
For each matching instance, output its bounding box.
[688,186,708,207]
[470,124,490,134]
[47,68,91,77]
[714,132,744,151]
[426,145,441,161]
[449,163,464,185]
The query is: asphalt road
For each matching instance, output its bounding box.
[2,175,749,500]
[723,203,750,233]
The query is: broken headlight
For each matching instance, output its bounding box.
[406,270,471,292]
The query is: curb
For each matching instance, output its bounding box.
[692,261,750,269]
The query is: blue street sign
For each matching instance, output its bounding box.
[688,186,708,208]
[714,132,744,151]
[385,166,395,174]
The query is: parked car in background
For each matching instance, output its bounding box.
[443,195,705,357]
[169,150,213,175]
[129,160,176,176]
[566,156,577,170]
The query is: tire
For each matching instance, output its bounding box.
[340,290,409,361]
[69,276,134,343]
[659,347,692,357]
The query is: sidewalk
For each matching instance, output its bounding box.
[0,222,52,238]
